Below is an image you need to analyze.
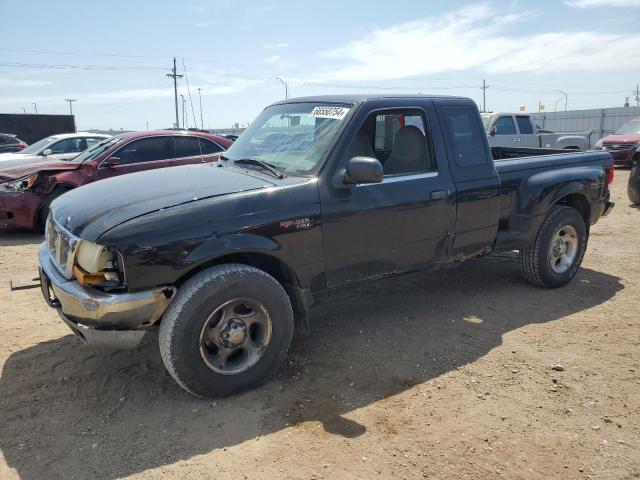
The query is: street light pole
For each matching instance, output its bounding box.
[198,88,204,130]
[275,77,288,100]
[33,103,38,114]
[554,90,568,112]
[64,98,76,115]
[180,94,187,129]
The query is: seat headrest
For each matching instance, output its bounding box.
[392,126,426,159]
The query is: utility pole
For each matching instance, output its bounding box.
[21,107,26,114]
[146,121,149,131]
[64,98,76,115]
[33,103,38,114]
[634,84,640,107]
[276,77,289,100]
[198,87,204,130]
[167,58,183,128]
[481,79,490,113]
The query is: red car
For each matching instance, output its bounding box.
[0,130,231,231]
[594,117,640,166]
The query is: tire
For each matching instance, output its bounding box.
[159,263,294,398]
[628,162,640,205]
[520,206,588,288]
[36,187,71,232]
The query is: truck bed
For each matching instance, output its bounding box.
[492,146,613,251]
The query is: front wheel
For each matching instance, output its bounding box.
[628,162,640,205]
[159,264,294,398]
[520,206,588,288]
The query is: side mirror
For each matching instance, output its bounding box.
[344,156,383,185]
[102,157,121,168]
[41,148,53,156]
[489,126,497,137]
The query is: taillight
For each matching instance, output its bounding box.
[606,165,614,186]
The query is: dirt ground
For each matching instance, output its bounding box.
[0,170,638,480]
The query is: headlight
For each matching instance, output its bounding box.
[76,240,114,273]
[594,139,603,149]
[4,173,38,191]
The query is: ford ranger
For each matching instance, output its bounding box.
[37,95,615,398]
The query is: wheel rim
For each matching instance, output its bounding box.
[198,298,273,375]
[548,224,579,274]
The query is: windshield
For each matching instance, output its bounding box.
[614,118,640,135]
[223,102,352,175]
[20,136,57,154]
[69,137,121,163]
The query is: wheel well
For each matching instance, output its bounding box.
[556,193,590,225]
[34,185,74,228]
[176,252,307,326]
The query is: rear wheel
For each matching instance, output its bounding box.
[520,206,588,288]
[159,263,294,398]
[628,162,640,205]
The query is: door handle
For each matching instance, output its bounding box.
[513,138,521,143]
[430,190,447,201]
[477,189,495,199]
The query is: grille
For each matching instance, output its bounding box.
[603,143,635,151]
[45,216,80,280]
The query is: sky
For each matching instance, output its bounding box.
[1,0,640,131]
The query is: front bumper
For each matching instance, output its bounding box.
[605,148,636,166]
[38,242,175,348]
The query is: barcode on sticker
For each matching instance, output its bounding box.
[309,106,350,120]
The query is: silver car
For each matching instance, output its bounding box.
[0,132,111,162]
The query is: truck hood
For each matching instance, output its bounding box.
[51,163,275,240]
[0,158,80,181]
[601,134,640,145]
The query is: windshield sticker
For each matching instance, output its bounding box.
[309,106,350,120]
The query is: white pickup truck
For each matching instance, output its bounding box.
[482,113,591,150]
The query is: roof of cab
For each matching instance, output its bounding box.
[271,94,473,106]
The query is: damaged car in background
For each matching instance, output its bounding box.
[0,130,231,231]
[36,94,614,398]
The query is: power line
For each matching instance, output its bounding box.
[0,62,165,71]
[182,59,198,129]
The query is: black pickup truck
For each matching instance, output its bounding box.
[38,95,614,397]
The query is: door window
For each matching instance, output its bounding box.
[174,136,202,158]
[355,110,435,175]
[50,138,84,154]
[443,107,487,167]
[199,138,224,155]
[494,116,517,135]
[515,116,534,134]
[114,137,175,164]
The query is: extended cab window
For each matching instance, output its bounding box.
[115,137,175,164]
[199,138,224,155]
[174,136,202,158]
[443,107,487,167]
[516,116,534,134]
[351,110,435,176]
[494,116,516,135]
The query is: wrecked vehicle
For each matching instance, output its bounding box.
[0,131,231,231]
[37,95,614,398]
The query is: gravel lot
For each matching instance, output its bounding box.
[0,169,638,480]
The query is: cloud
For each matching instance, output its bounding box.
[264,42,290,49]
[195,21,218,28]
[0,78,52,87]
[263,55,280,64]
[565,0,640,6]
[0,76,261,108]
[318,4,640,81]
